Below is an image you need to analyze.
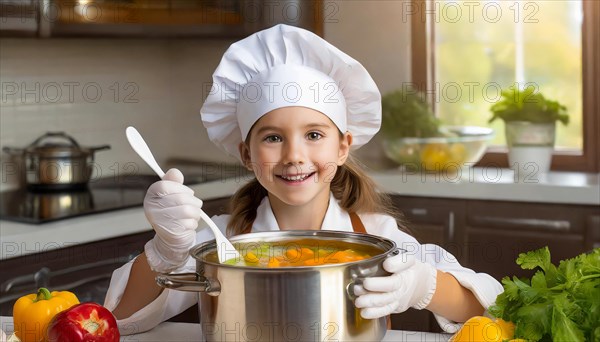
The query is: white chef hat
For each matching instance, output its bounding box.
[200,24,381,159]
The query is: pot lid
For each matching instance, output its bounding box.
[25,143,90,158]
[20,132,110,158]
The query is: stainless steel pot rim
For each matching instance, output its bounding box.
[25,146,91,158]
[189,230,398,271]
[3,132,110,158]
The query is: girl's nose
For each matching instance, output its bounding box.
[281,139,305,165]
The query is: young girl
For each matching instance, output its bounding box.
[105,24,502,336]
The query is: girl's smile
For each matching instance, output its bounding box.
[276,171,316,183]
[239,106,352,221]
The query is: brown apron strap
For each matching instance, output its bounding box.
[241,223,253,235]
[349,212,367,234]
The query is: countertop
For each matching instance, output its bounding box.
[0,316,451,341]
[1,168,598,260]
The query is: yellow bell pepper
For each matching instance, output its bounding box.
[13,287,79,342]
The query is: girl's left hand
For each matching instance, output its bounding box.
[354,253,438,319]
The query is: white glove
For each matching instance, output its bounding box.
[144,168,203,273]
[354,253,438,319]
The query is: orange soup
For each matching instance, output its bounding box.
[206,238,380,267]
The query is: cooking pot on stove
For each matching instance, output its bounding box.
[2,132,110,190]
[156,230,399,342]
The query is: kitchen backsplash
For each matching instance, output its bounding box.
[0,38,239,191]
[0,1,411,192]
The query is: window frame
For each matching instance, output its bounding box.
[410,0,600,172]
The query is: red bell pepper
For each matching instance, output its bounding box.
[46,302,119,342]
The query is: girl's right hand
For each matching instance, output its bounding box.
[143,168,204,273]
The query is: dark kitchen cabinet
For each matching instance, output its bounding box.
[586,211,600,250]
[0,230,154,316]
[201,196,231,218]
[462,200,596,280]
[388,195,600,333]
[0,197,231,317]
[389,196,465,334]
[391,196,465,260]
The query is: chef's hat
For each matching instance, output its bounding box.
[200,24,381,159]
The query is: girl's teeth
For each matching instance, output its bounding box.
[282,174,309,181]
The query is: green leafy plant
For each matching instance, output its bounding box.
[489,87,569,125]
[381,88,442,138]
[489,247,600,341]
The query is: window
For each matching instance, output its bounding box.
[411,0,599,172]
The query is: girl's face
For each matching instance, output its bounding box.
[239,106,352,208]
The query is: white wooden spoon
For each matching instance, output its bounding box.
[125,126,241,263]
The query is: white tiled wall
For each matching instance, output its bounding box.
[0,38,238,191]
[0,1,411,191]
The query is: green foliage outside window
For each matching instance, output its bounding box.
[434,1,582,150]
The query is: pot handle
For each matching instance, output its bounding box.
[29,132,81,148]
[2,147,24,156]
[156,272,221,296]
[345,248,402,301]
[89,145,111,152]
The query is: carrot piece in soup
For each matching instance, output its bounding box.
[299,248,315,261]
[267,257,281,268]
[285,248,301,261]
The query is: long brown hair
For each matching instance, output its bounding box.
[226,154,405,236]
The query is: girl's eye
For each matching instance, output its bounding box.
[264,135,282,143]
[307,132,323,141]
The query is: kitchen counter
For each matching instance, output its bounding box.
[1,168,598,260]
[372,167,599,206]
[0,316,451,341]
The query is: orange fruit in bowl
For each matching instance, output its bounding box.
[420,143,451,171]
[449,316,515,342]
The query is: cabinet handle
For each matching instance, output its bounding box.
[0,255,135,294]
[410,208,428,216]
[471,216,571,232]
[0,273,114,307]
[448,212,455,241]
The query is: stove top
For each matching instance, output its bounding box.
[1,161,252,224]
[1,175,170,224]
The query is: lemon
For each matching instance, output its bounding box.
[449,316,515,342]
[420,143,451,171]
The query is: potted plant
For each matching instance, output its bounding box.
[381,88,442,140]
[489,87,569,175]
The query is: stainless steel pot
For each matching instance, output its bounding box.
[3,132,110,190]
[157,230,399,342]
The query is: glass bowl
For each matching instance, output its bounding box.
[382,126,494,171]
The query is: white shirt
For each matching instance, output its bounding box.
[104,194,502,334]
